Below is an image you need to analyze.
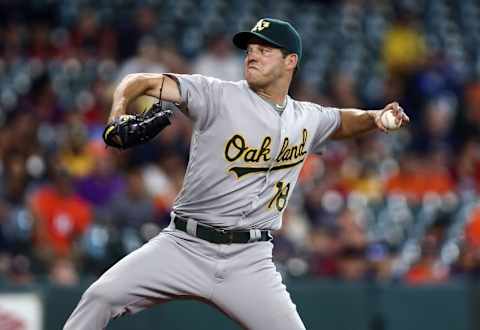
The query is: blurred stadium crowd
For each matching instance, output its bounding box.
[0,0,479,287]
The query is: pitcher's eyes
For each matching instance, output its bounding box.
[245,46,274,56]
[260,47,273,55]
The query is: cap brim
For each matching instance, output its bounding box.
[232,31,283,50]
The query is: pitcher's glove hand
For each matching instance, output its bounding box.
[103,102,173,150]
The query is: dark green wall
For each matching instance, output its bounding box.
[1,279,475,330]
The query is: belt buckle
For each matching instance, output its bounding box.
[218,228,234,244]
[227,231,234,243]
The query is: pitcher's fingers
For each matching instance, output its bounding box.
[390,103,401,115]
[375,116,389,133]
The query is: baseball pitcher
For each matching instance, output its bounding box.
[64,18,409,330]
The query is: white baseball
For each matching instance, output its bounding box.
[380,110,401,130]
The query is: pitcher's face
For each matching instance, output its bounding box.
[244,41,287,89]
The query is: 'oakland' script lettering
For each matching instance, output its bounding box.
[275,129,308,162]
[225,135,271,162]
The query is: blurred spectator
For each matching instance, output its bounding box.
[28,164,92,261]
[455,139,480,193]
[336,209,368,249]
[1,153,29,206]
[413,96,457,152]
[337,246,369,282]
[157,41,191,74]
[59,113,95,178]
[70,8,116,60]
[382,12,426,76]
[407,52,461,115]
[308,228,340,278]
[404,227,448,285]
[385,151,455,204]
[1,22,24,62]
[458,82,480,141]
[108,167,155,229]
[0,254,11,282]
[7,254,35,286]
[81,80,113,132]
[303,160,347,229]
[115,36,185,116]
[28,21,57,60]
[339,158,384,202]
[418,149,456,196]
[465,206,480,249]
[366,243,394,282]
[117,5,158,60]
[4,112,41,158]
[30,74,65,125]
[192,33,243,81]
[292,81,328,105]
[385,153,422,202]
[116,36,167,80]
[74,141,124,210]
[329,71,361,108]
[48,258,80,286]
[0,154,34,256]
[451,244,480,281]
[141,162,177,223]
[272,208,308,273]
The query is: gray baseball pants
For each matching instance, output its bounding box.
[63,227,306,330]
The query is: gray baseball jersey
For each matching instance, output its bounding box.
[168,74,340,230]
[63,74,340,330]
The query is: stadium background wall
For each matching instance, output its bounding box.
[0,279,474,330]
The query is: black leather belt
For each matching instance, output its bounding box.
[173,215,272,244]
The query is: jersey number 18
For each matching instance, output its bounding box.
[268,181,291,212]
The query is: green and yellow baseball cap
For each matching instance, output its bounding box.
[233,18,302,63]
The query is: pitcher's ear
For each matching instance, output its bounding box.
[286,53,298,70]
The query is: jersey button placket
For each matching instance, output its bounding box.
[266,118,286,184]
[267,117,284,180]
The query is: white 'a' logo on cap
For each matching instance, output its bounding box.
[251,19,270,32]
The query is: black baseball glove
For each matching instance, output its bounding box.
[102,102,174,150]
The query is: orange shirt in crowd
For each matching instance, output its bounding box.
[465,207,480,248]
[30,187,92,257]
[386,168,455,202]
[404,261,448,285]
